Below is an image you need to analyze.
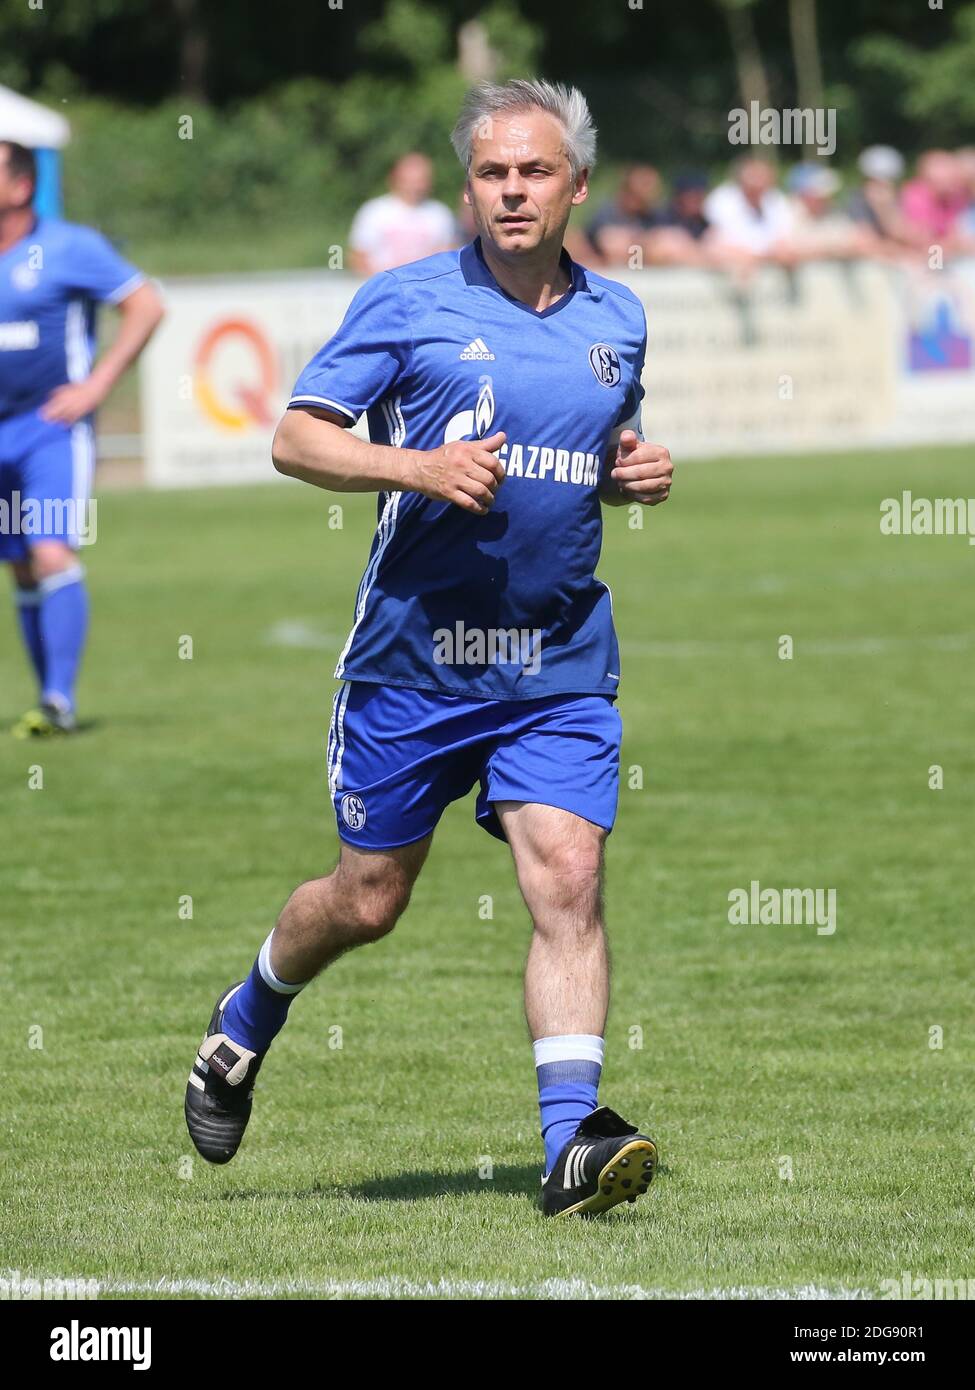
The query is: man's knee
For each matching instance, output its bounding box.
[9,558,35,588]
[329,857,416,943]
[29,541,76,582]
[284,873,408,947]
[347,880,411,942]
[522,847,604,925]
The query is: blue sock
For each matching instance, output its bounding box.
[37,564,88,712]
[222,931,307,1053]
[534,1034,604,1175]
[15,586,46,690]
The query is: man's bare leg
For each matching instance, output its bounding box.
[185,835,430,1163]
[497,800,656,1213]
[498,799,608,1169]
[269,835,432,982]
[496,800,609,1040]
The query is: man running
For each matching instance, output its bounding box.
[185,80,674,1217]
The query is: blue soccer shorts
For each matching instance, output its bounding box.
[326,680,622,849]
[0,409,95,562]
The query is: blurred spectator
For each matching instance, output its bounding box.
[585,164,664,264]
[643,171,713,267]
[660,171,711,240]
[785,163,874,259]
[900,150,968,249]
[703,156,794,260]
[847,146,913,247]
[954,147,975,250]
[348,153,456,273]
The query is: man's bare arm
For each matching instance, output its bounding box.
[272,406,423,491]
[41,281,165,426]
[272,406,507,516]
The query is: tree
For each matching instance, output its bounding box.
[714,0,771,112]
[788,0,825,152]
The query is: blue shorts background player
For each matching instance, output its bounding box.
[185,81,675,1216]
[0,141,163,736]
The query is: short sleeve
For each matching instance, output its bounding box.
[289,271,412,425]
[64,226,145,303]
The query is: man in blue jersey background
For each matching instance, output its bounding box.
[186,81,674,1217]
[0,141,164,736]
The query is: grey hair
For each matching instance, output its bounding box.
[450,79,597,179]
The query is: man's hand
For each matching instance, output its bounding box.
[40,281,165,426]
[40,378,107,426]
[608,430,673,505]
[411,430,507,516]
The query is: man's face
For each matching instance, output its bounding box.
[0,147,33,215]
[738,159,774,201]
[675,187,706,218]
[621,165,660,214]
[919,152,962,199]
[800,191,830,218]
[390,154,433,205]
[465,109,586,254]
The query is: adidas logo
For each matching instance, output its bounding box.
[460,337,496,361]
[563,1143,595,1190]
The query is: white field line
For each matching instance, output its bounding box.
[266,620,342,650]
[265,620,975,661]
[44,1274,875,1301]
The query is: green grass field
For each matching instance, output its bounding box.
[2,445,973,1300]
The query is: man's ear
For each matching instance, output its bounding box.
[572,168,590,206]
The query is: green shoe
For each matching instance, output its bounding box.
[11,702,77,738]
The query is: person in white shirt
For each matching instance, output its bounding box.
[348,152,457,273]
[704,156,795,265]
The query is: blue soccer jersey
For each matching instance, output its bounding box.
[290,236,647,700]
[0,217,144,418]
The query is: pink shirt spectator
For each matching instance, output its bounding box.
[900,179,966,241]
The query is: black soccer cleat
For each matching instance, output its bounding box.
[540,1105,658,1217]
[184,982,264,1164]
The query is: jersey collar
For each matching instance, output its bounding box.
[461,235,589,319]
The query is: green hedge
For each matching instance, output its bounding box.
[61,73,473,247]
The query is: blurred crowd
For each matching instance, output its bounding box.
[349,147,975,277]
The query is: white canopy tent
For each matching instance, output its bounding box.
[0,84,70,148]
